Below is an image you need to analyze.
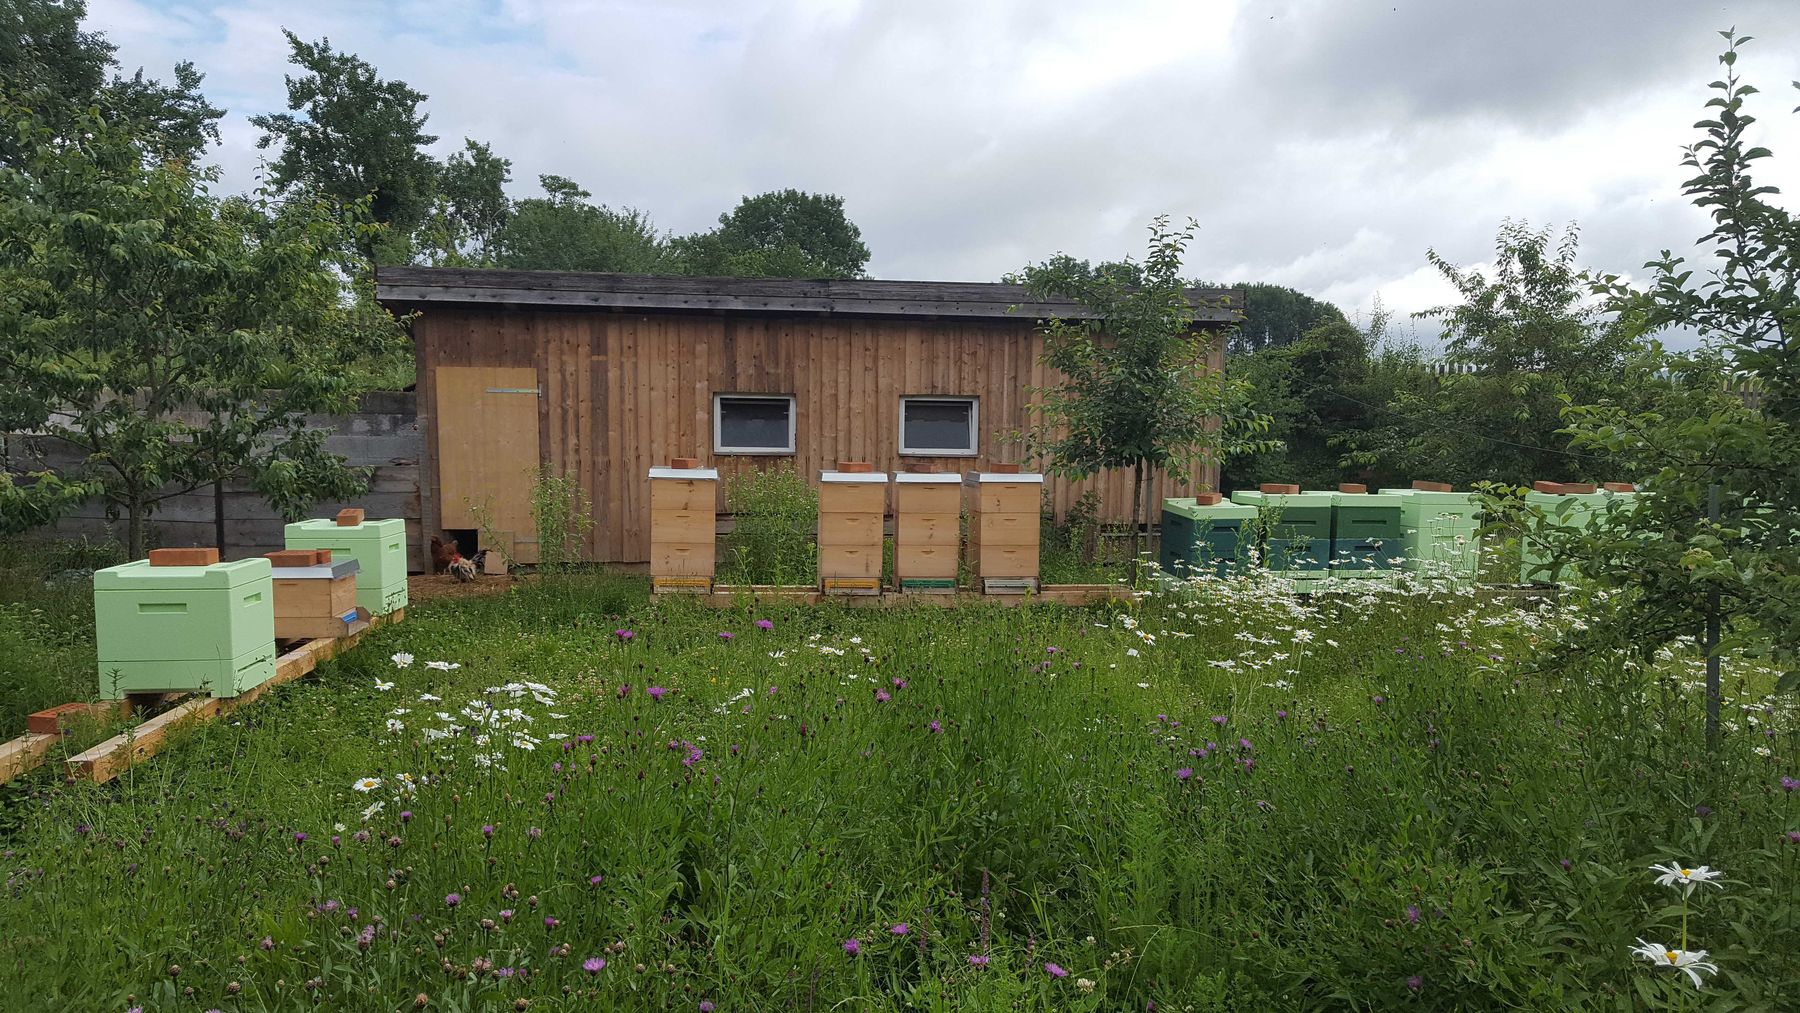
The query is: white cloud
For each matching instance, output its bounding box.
[85,0,1800,345]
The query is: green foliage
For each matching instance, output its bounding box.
[672,188,870,278]
[251,30,439,260]
[719,465,817,585]
[0,0,222,166]
[493,174,671,273]
[1223,319,1384,490]
[530,466,594,573]
[1538,31,1800,673]
[1,570,1796,1006]
[0,100,406,554]
[1018,216,1277,559]
[416,138,513,265]
[1342,222,1665,487]
[1228,282,1350,354]
[0,537,121,737]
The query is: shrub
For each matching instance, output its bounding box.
[719,465,817,585]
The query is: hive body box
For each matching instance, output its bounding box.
[1379,488,1484,580]
[1229,490,1334,574]
[648,466,718,592]
[1519,487,1635,584]
[93,558,277,699]
[270,557,368,640]
[818,471,889,594]
[893,473,962,591]
[284,518,409,615]
[1159,498,1258,578]
[964,471,1042,593]
[1328,491,1405,574]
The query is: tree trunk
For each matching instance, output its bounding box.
[1129,461,1145,574]
[126,494,146,559]
[214,477,226,553]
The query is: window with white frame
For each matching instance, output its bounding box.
[899,396,979,456]
[713,394,796,454]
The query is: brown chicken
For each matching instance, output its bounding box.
[430,536,455,574]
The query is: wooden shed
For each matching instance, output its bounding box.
[376,268,1235,567]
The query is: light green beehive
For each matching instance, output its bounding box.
[1519,488,1630,584]
[1379,488,1484,580]
[284,517,409,615]
[93,558,277,699]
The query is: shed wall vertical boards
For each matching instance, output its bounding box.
[397,273,1233,567]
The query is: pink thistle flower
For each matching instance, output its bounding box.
[890,923,909,935]
[968,955,989,967]
[875,690,891,703]
[1175,767,1194,781]
[445,893,461,907]
[647,686,668,701]
[583,956,606,974]
[929,720,942,734]
[755,619,774,630]
[843,938,861,956]
[1044,962,1067,978]
[614,629,635,641]
[718,631,734,641]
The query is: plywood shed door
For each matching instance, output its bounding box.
[435,366,542,564]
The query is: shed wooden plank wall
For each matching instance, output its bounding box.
[416,308,1223,565]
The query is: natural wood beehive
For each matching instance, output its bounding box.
[648,462,719,592]
[266,552,368,640]
[893,472,961,591]
[964,469,1043,590]
[817,466,888,594]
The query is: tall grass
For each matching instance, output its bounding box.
[0,569,1795,1009]
[719,465,817,585]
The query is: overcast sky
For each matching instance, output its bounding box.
[89,0,1800,342]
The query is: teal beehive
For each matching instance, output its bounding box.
[1230,487,1334,573]
[93,556,277,699]
[284,516,409,615]
[1329,489,1405,574]
[1159,497,1258,577]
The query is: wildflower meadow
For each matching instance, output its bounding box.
[3,571,1797,1011]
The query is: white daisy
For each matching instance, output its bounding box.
[1630,939,1719,988]
[385,718,404,733]
[391,652,414,668]
[418,692,442,702]
[374,679,395,692]
[360,800,384,821]
[1649,863,1725,896]
[353,777,382,792]
[425,660,460,671]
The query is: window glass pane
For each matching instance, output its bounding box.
[903,399,974,452]
[718,397,791,451]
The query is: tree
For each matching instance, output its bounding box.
[251,31,438,260]
[673,189,869,278]
[493,174,670,273]
[1343,221,1658,487]
[0,0,222,166]
[1017,216,1276,563]
[1222,319,1381,490]
[1525,32,1800,728]
[1228,283,1348,355]
[417,138,512,264]
[0,101,405,556]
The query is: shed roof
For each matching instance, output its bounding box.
[376,267,1241,322]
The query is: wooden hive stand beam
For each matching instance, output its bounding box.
[64,609,404,785]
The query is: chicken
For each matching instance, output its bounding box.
[447,554,478,582]
[430,536,455,574]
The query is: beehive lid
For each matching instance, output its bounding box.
[270,559,362,580]
[95,556,272,590]
[965,471,1044,483]
[820,470,890,483]
[1233,489,1333,508]
[1378,488,1479,505]
[1163,498,1257,521]
[894,472,961,484]
[286,517,406,538]
[648,466,719,480]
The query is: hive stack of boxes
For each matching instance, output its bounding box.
[964,467,1043,594]
[817,463,888,595]
[647,458,719,593]
[283,509,409,616]
[892,469,962,592]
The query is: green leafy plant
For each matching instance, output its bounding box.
[530,467,594,573]
[719,465,817,586]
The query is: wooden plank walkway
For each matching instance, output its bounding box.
[0,609,403,787]
[666,584,1135,608]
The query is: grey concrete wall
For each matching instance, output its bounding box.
[10,392,425,571]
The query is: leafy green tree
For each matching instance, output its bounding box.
[494,174,669,273]
[1527,31,1800,711]
[0,0,222,165]
[417,138,512,264]
[1,101,404,555]
[1229,283,1349,354]
[1343,221,1656,487]
[673,189,869,278]
[1018,216,1276,562]
[1222,319,1382,490]
[251,31,438,260]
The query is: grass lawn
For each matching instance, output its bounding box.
[2,572,1797,1011]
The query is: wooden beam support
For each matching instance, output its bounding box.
[0,733,60,782]
[63,608,404,785]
